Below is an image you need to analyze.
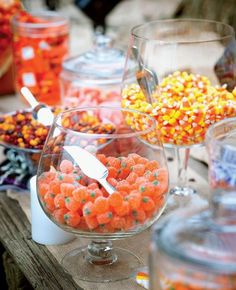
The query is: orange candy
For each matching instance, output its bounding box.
[141,196,155,211]
[73,186,88,205]
[38,182,49,197]
[65,196,80,212]
[94,197,109,214]
[44,192,55,212]
[54,193,65,209]
[126,172,138,184]
[38,153,168,233]
[88,188,103,202]
[97,212,113,225]
[83,201,96,217]
[85,216,98,230]
[64,211,81,227]
[53,208,68,224]
[108,191,123,208]
[60,160,74,174]
[108,166,118,179]
[111,216,126,230]
[12,11,69,106]
[132,164,146,176]
[49,180,61,195]
[60,183,75,197]
[114,201,130,217]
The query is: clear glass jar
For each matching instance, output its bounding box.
[12,11,69,105]
[206,117,236,191]
[150,189,236,290]
[0,0,22,95]
[60,34,127,108]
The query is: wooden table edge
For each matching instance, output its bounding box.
[0,191,82,290]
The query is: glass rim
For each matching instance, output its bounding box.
[156,210,236,274]
[54,106,158,139]
[131,18,235,44]
[205,117,236,148]
[11,11,69,29]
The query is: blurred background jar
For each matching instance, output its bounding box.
[206,117,236,191]
[60,34,127,108]
[149,189,236,290]
[0,0,22,95]
[12,10,69,106]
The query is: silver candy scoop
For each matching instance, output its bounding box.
[20,87,54,126]
[64,145,115,195]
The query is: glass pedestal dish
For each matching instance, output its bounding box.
[122,19,236,197]
[36,106,169,282]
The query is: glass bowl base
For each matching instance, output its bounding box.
[62,246,142,283]
[169,186,197,196]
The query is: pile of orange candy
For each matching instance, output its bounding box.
[0,0,22,94]
[0,0,21,53]
[12,11,69,105]
[38,153,168,233]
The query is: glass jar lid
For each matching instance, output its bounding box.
[61,34,127,86]
[156,189,236,274]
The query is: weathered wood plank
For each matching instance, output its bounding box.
[0,192,82,290]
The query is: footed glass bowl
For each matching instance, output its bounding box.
[36,106,169,282]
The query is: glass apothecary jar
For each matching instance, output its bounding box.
[0,0,22,95]
[150,189,236,290]
[12,11,69,106]
[60,35,127,108]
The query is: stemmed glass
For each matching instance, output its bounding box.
[122,19,236,196]
[36,106,169,282]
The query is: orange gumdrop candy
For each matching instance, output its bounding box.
[65,196,81,212]
[94,196,109,214]
[114,201,130,217]
[60,183,75,197]
[59,159,74,174]
[141,196,155,211]
[64,211,81,227]
[108,191,123,208]
[54,193,66,209]
[53,208,68,224]
[73,187,89,205]
[97,212,113,225]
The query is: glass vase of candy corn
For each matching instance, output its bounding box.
[122,19,236,197]
[36,106,169,282]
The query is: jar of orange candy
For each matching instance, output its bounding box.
[149,189,236,290]
[0,0,22,95]
[12,11,69,105]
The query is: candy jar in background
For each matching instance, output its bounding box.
[36,106,169,282]
[0,0,22,95]
[60,34,128,108]
[12,11,69,106]
[206,117,236,191]
[150,188,236,290]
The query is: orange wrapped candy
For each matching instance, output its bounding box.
[12,11,69,105]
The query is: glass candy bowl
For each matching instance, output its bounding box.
[122,19,236,196]
[149,189,236,290]
[36,107,169,282]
